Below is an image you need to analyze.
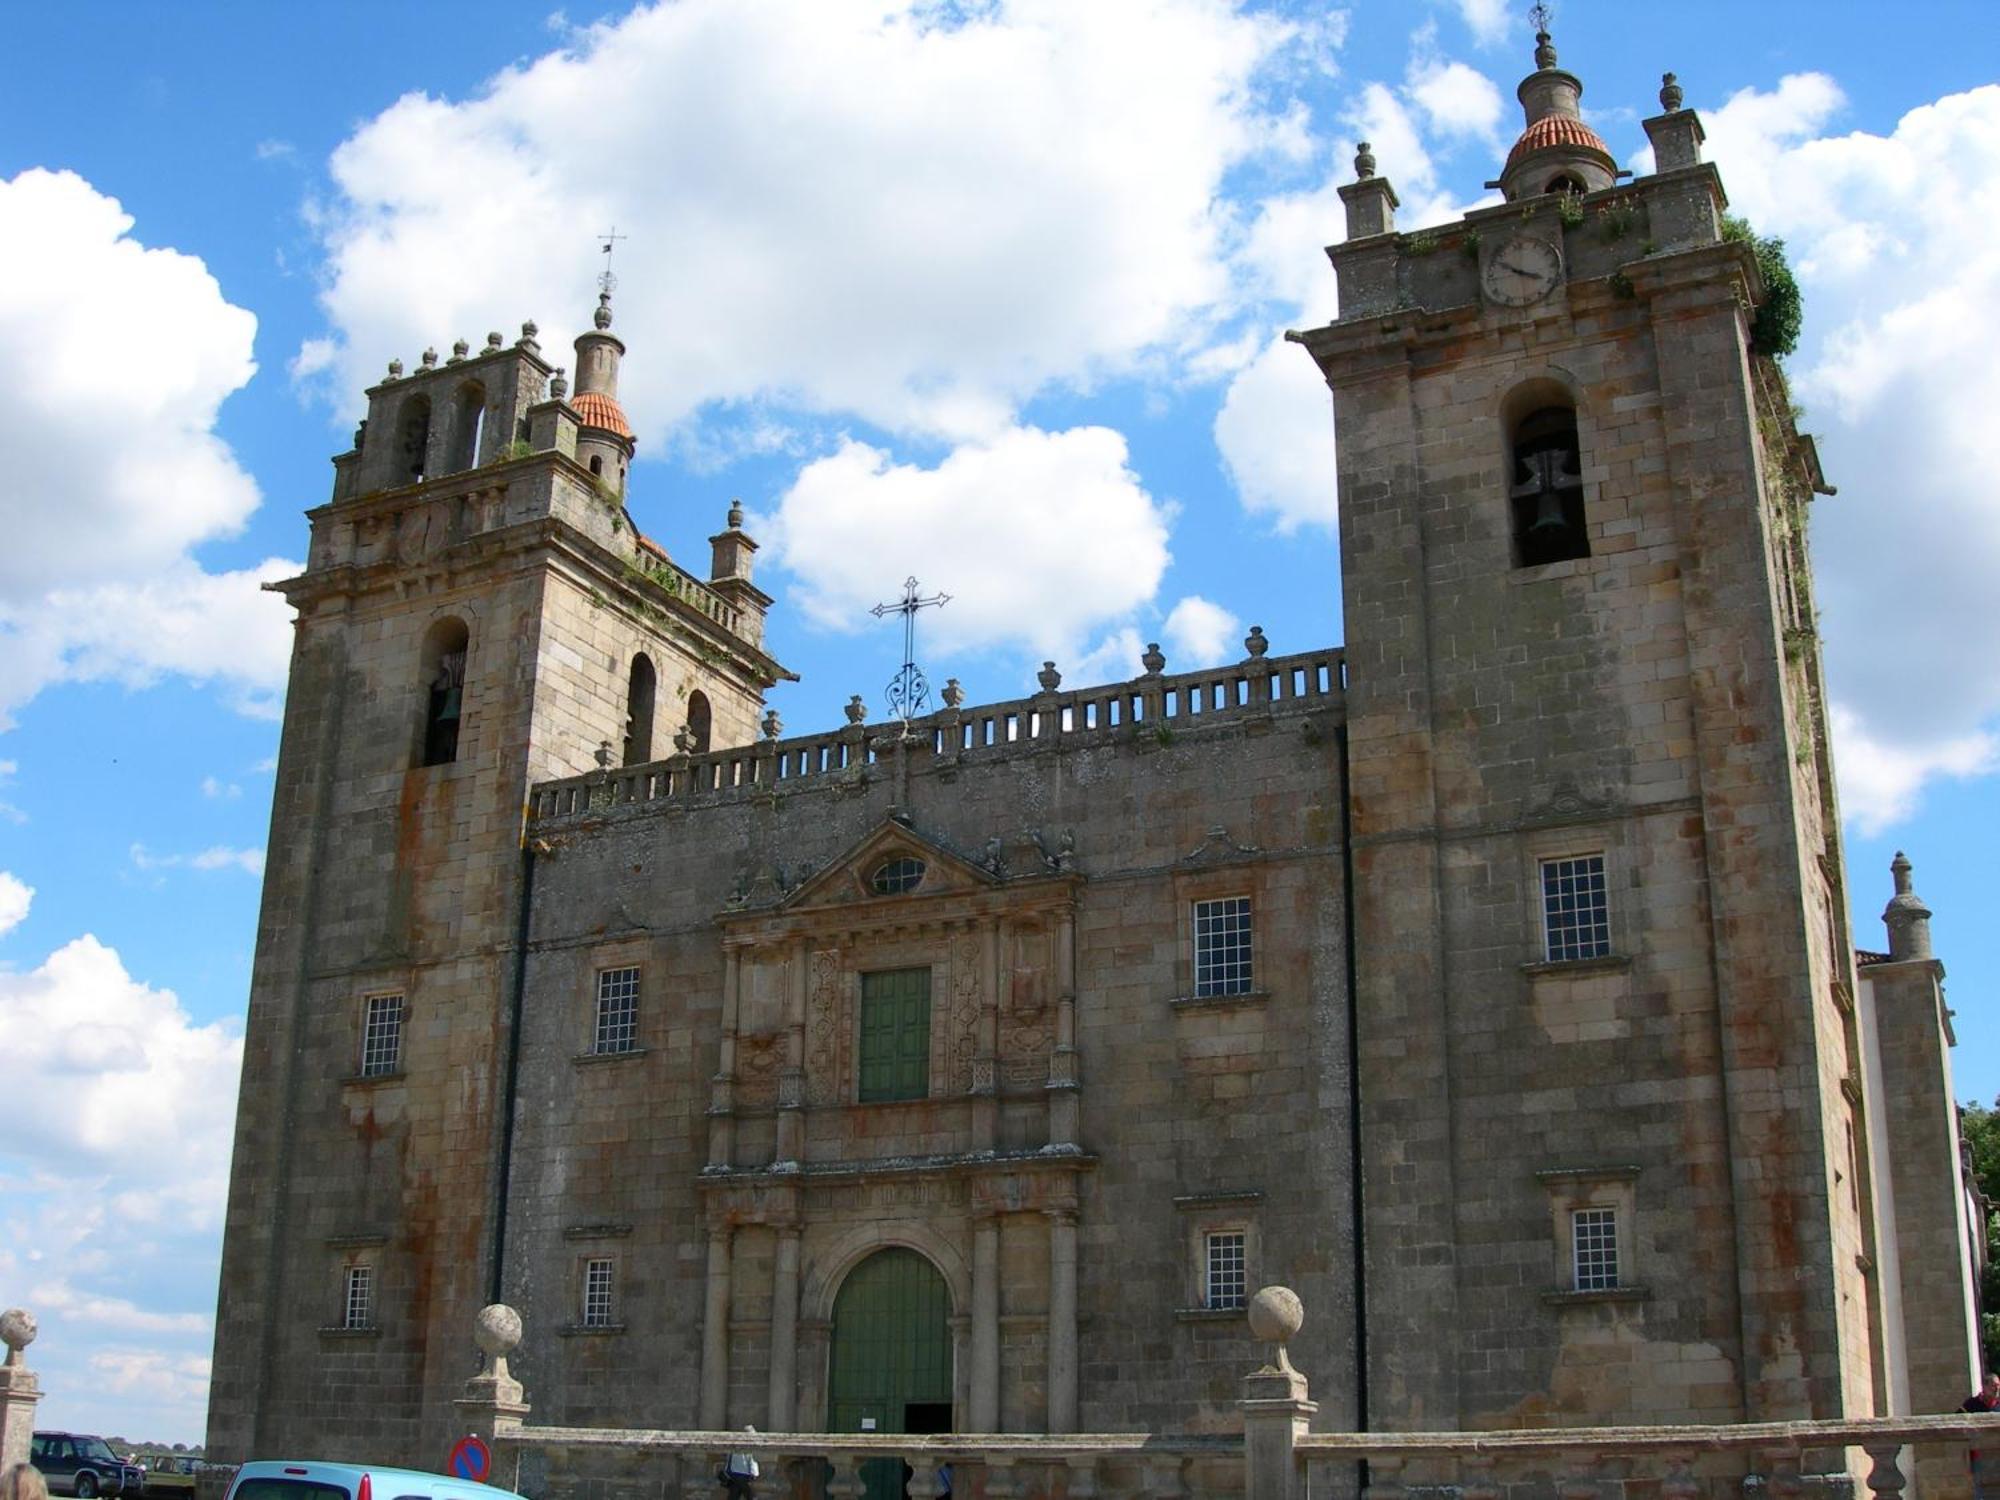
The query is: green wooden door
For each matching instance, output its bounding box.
[858,968,931,1102]
[826,1248,953,1500]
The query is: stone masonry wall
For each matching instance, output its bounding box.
[502,679,1357,1439]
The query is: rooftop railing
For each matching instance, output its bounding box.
[446,1291,2000,1500]
[529,643,1344,823]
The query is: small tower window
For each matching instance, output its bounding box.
[1510,404,1589,567]
[448,381,485,473]
[1545,172,1587,197]
[624,654,657,766]
[589,455,603,477]
[418,617,470,767]
[396,394,432,482]
[685,690,712,754]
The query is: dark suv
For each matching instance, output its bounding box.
[30,1433,145,1498]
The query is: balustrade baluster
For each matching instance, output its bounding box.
[903,1454,942,1500]
[823,1456,866,1500]
[1140,1457,1185,1500]
[1862,1444,1907,1500]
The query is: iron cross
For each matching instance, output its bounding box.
[870,576,951,723]
[596,227,628,297]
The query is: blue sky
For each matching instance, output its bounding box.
[2,0,1997,1445]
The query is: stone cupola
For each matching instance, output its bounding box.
[1493,20,1617,201]
[572,289,636,494]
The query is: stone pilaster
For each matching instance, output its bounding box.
[970,1217,1001,1432]
[700,1225,733,1428]
[1046,1208,1078,1432]
[767,1228,800,1430]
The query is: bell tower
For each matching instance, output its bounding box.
[1294,33,1871,1429]
[207,303,791,1468]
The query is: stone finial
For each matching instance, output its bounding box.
[1353,141,1375,180]
[673,723,696,755]
[1247,1285,1304,1375]
[844,695,868,726]
[464,1303,525,1406]
[421,346,439,369]
[1883,850,1935,962]
[549,367,569,400]
[386,358,403,381]
[0,1308,36,1367]
[761,708,782,740]
[594,291,614,331]
[1038,661,1063,693]
[727,498,745,530]
[518,320,541,352]
[449,338,469,363]
[1244,625,1269,659]
[1660,72,1684,112]
[941,678,965,710]
[1141,642,1166,676]
[1533,25,1558,71]
[486,331,505,350]
[594,739,613,770]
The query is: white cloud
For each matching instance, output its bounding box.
[0,934,241,1198]
[1214,333,1337,532]
[1163,595,1243,666]
[1831,705,2000,836]
[0,871,31,937]
[88,1350,213,1408]
[1408,57,1504,142]
[1453,0,1510,47]
[130,843,267,877]
[0,168,293,728]
[300,0,1302,442]
[32,1282,209,1336]
[766,425,1173,662]
[1692,79,2000,824]
[201,776,242,800]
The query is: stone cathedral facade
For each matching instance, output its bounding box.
[207,31,1984,1480]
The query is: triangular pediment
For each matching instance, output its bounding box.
[777,817,1000,912]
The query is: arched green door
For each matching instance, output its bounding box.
[827,1248,953,1500]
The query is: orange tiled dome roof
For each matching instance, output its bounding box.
[1505,114,1613,171]
[571,389,632,439]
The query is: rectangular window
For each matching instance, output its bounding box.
[1571,1207,1619,1291]
[581,1258,615,1328]
[1540,855,1611,962]
[858,967,932,1103]
[1205,1231,1247,1310]
[342,1264,374,1329]
[359,994,404,1077]
[1193,897,1254,997]
[593,966,640,1055]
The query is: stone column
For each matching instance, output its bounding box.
[776,939,808,1165]
[970,1216,1001,1432]
[700,1225,734,1428]
[709,945,743,1167]
[453,1305,532,1493]
[1239,1288,1314,1500]
[0,1309,42,1475]
[1046,1208,1078,1433]
[767,1227,801,1431]
[975,918,1001,1151]
[1048,907,1080,1149]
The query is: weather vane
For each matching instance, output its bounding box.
[596,226,627,297]
[870,576,950,724]
[1530,1,1553,32]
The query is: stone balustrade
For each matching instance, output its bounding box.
[528,646,1344,823]
[453,1290,2000,1500]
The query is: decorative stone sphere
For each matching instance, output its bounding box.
[474,1303,522,1358]
[1247,1285,1304,1345]
[0,1308,36,1353]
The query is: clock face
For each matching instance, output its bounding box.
[1482,234,1563,307]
